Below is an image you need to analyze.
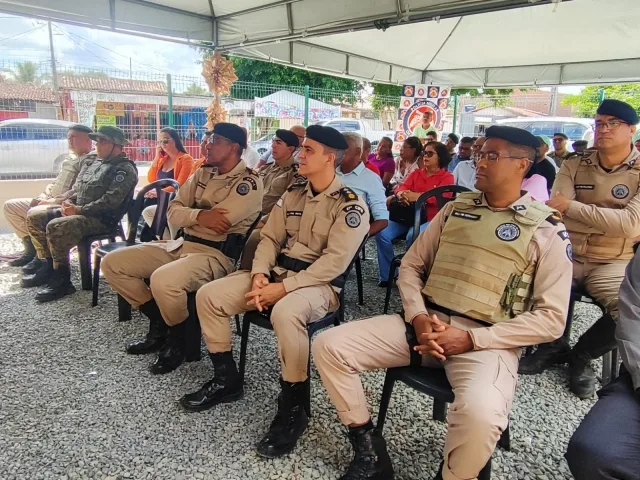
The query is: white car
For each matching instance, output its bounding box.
[0,118,76,176]
[496,117,595,146]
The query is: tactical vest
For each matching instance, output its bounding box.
[422,193,555,324]
[564,152,640,260]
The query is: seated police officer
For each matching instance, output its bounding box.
[565,244,640,479]
[22,126,138,303]
[520,99,640,398]
[179,125,369,459]
[311,126,572,480]
[101,123,263,374]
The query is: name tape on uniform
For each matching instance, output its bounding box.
[452,211,481,221]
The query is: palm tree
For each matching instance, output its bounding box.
[11,61,40,84]
[184,82,208,95]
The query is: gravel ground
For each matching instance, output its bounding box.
[0,234,599,480]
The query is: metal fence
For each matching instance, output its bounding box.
[1,59,638,179]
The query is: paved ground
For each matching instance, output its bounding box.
[0,234,599,480]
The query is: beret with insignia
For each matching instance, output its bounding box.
[597,99,639,125]
[213,122,247,148]
[275,129,299,148]
[305,125,348,150]
[485,125,540,149]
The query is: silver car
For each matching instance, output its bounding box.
[0,118,77,176]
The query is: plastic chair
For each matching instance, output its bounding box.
[77,225,124,291]
[92,179,180,309]
[237,235,368,416]
[377,366,511,480]
[383,185,470,314]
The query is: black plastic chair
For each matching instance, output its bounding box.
[77,225,124,291]
[237,235,368,416]
[92,179,180,309]
[377,366,510,480]
[383,185,470,314]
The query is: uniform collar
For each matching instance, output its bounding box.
[305,174,343,199]
[337,162,366,176]
[590,148,640,170]
[474,191,534,213]
[215,159,247,178]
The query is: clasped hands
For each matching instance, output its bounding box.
[245,273,286,312]
[412,313,474,361]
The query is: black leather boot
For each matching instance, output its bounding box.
[149,322,187,375]
[339,422,394,480]
[21,257,54,288]
[518,337,571,375]
[8,237,36,267]
[35,264,76,303]
[22,256,44,275]
[126,300,168,355]
[180,351,243,412]
[255,379,309,458]
[569,314,617,399]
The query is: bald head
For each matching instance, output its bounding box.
[290,125,306,139]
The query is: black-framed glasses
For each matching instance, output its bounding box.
[594,120,628,131]
[473,152,529,166]
[423,151,436,158]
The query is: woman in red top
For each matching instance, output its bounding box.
[375,141,454,285]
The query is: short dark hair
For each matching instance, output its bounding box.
[379,136,393,147]
[447,133,459,144]
[425,141,451,169]
[426,131,438,139]
[362,137,371,151]
[460,136,474,145]
[159,127,187,154]
[403,136,423,157]
[471,136,478,142]
[553,132,568,140]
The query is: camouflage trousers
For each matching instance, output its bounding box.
[26,207,111,267]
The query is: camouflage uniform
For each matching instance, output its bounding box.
[27,153,138,266]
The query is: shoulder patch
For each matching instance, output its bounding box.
[343,204,365,215]
[545,214,562,225]
[276,197,284,208]
[246,167,259,176]
[558,230,570,241]
[236,182,250,196]
[114,169,128,183]
[287,179,308,191]
[242,176,258,190]
[340,186,359,202]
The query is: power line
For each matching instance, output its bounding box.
[0,25,45,44]
[52,26,121,71]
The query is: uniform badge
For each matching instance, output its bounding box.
[612,184,630,199]
[345,212,361,228]
[566,243,573,261]
[236,183,250,196]
[343,204,365,215]
[115,170,126,183]
[558,230,570,241]
[512,205,526,211]
[495,223,520,242]
[473,198,482,205]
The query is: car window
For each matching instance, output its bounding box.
[342,122,361,131]
[27,124,68,141]
[558,123,588,141]
[0,124,28,140]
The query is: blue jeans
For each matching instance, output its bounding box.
[375,220,429,282]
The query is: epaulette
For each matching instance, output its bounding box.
[246,167,259,176]
[545,214,562,225]
[339,186,359,202]
[287,179,308,191]
[292,163,299,171]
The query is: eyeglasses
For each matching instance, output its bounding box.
[157,139,170,145]
[207,134,232,145]
[423,151,436,158]
[473,152,529,166]
[594,120,627,131]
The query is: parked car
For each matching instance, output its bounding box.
[0,118,76,176]
[315,118,395,148]
[496,117,595,147]
[249,133,275,155]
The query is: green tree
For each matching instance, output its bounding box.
[563,84,640,118]
[184,82,208,95]
[10,61,41,84]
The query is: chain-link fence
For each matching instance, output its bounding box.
[1,58,639,179]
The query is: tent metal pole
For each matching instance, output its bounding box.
[452,95,459,134]
[304,86,310,127]
[167,74,174,128]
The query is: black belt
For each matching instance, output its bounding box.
[276,254,346,288]
[423,298,492,327]
[183,234,224,251]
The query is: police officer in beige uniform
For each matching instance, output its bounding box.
[311,126,573,480]
[239,129,303,270]
[520,99,640,398]
[179,125,369,459]
[101,123,263,374]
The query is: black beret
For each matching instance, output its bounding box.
[553,132,568,140]
[573,140,588,147]
[597,99,639,125]
[305,125,348,150]
[275,129,299,148]
[485,125,539,149]
[69,124,93,134]
[212,122,247,148]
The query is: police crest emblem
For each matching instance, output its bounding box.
[495,223,520,242]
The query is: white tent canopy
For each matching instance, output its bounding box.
[2,0,640,87]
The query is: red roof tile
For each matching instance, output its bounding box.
[60,76,167,94]
[0,83,56,102]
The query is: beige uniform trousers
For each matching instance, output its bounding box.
[238,228,261,271]
[573,256,628,320]
[197,271,339,383]
[312,314,519,480]
[4,198,32,238]
[101,241,232,325]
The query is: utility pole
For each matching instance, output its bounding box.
[549,86,559,116]
[48,21,61,118]
[129,57,132,79]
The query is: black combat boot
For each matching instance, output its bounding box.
[126,300,168,355]
[338,421,394,480]
[22,256,44,275]
[149,322,188,375]
[8,237,36,267]
[568,314,617,399]
[255,378,309,458]
[518,337,571,375]
[21,257,53,288]
[35,264,76,303]
[179,351,243,412]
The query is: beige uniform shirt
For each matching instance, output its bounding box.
[258,155,300,216]
[552,149,640,259]
[43,151,97,200]
[398,193,573,350]
[167,159,264,244]
[251,175,369,293]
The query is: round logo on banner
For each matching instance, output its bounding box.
[440,88,449,97]
[403,85,414,96]
[428,87,440,98]
[403,99,441,136]
[417,87,426,97]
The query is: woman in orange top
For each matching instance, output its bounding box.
[146,127,194,197]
